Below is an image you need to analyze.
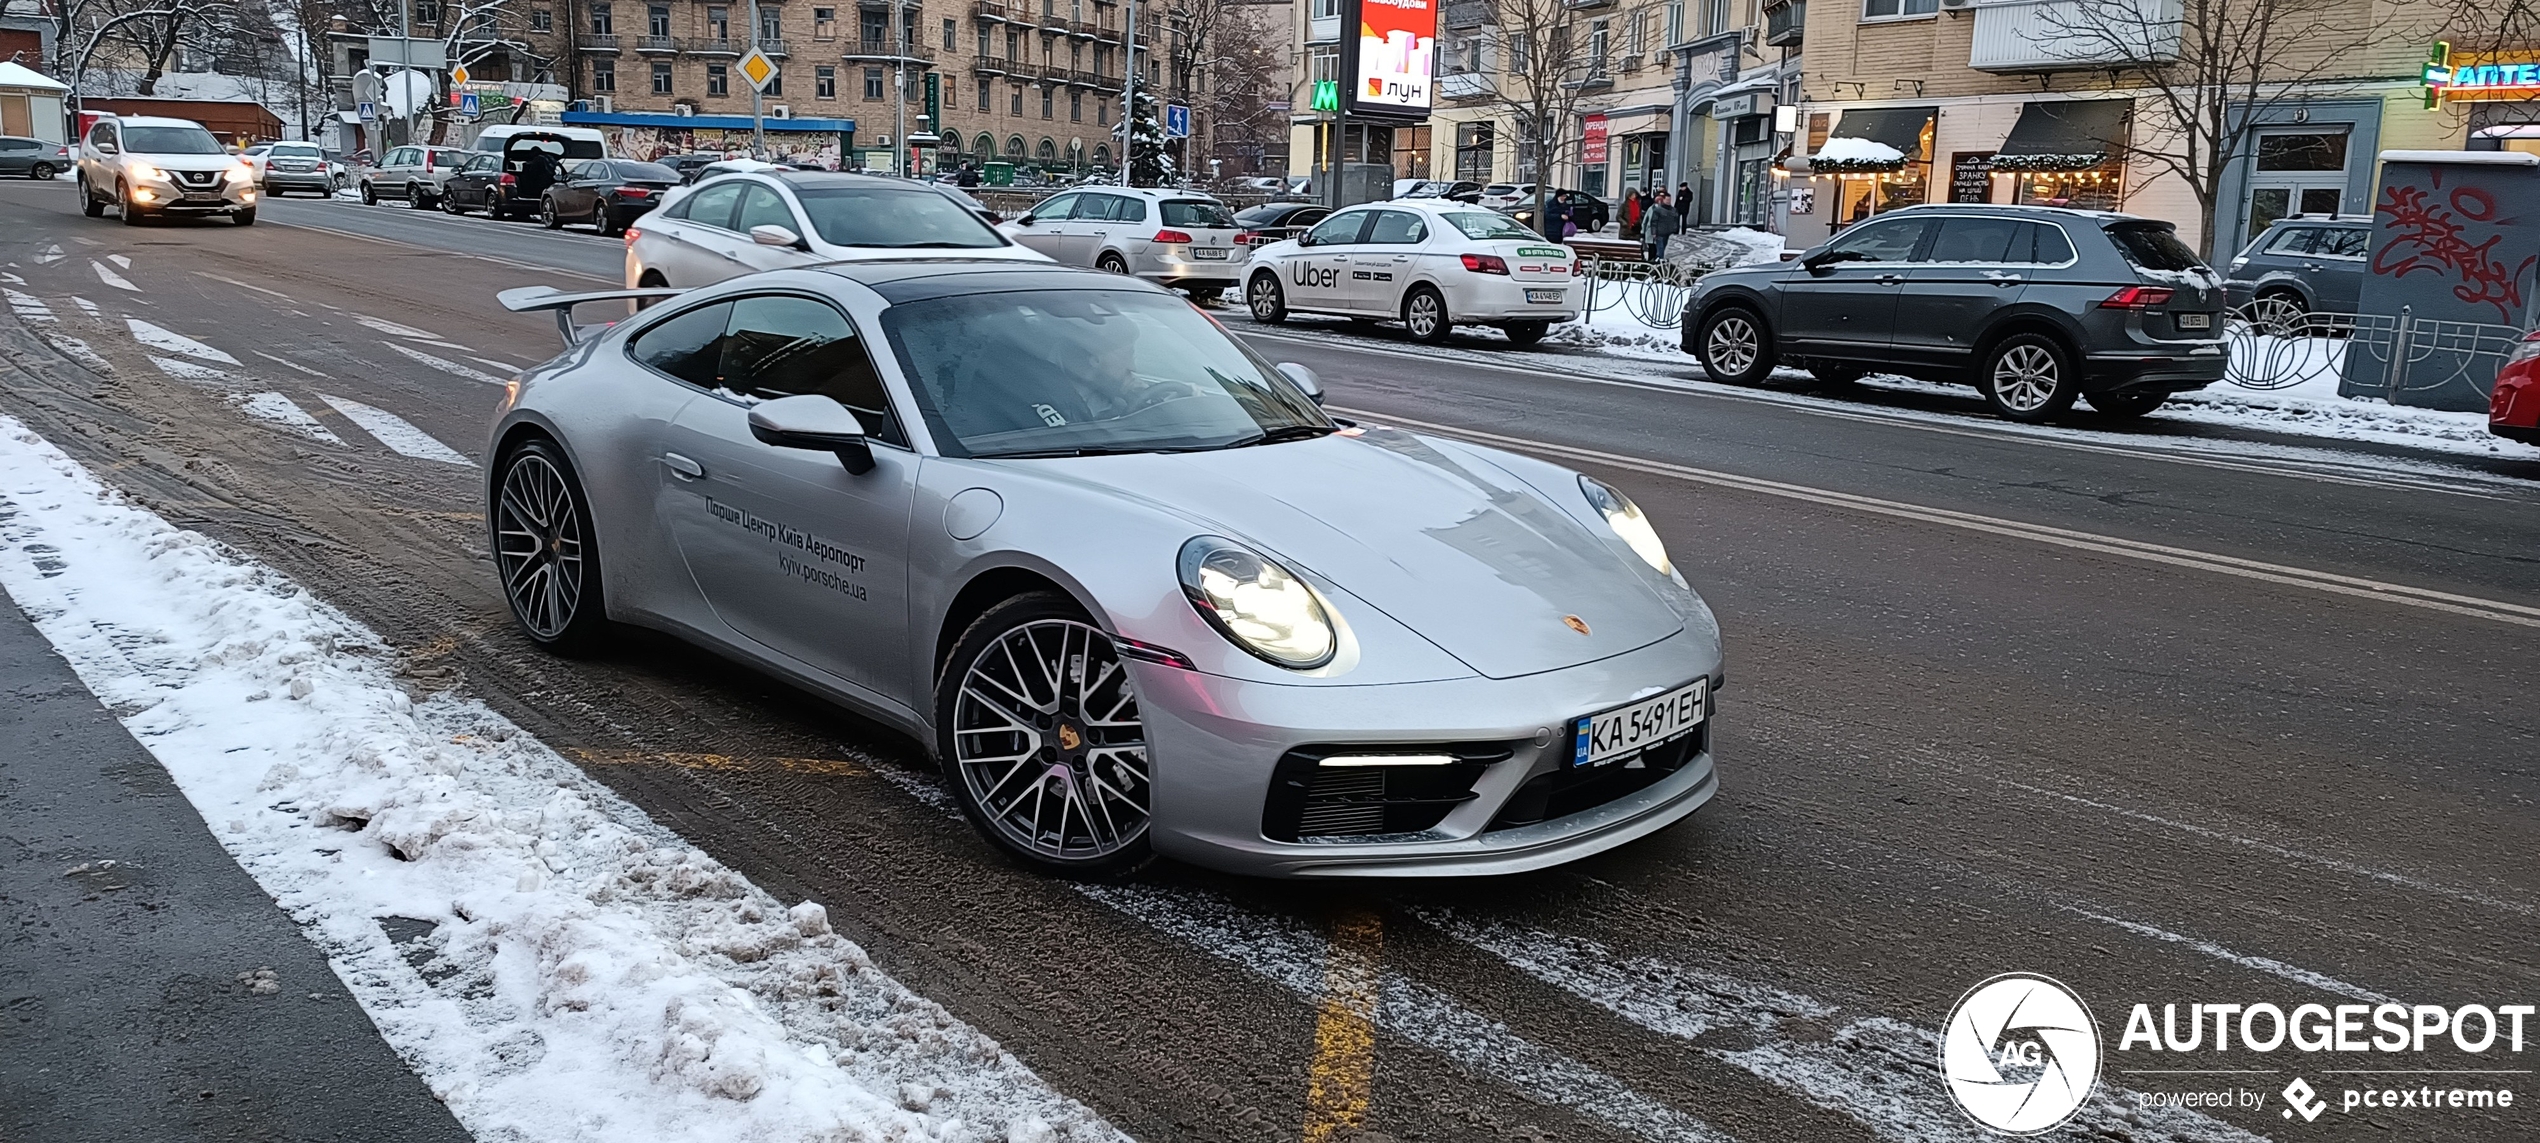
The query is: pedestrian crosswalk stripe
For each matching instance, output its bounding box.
[318,393,475,466]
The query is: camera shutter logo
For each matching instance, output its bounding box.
[1940,973,2102,1135]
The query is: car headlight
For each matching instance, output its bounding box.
[1579,475,1679,581]
[129,162,166,182]
[1178,536,1337,669]
[226,162,254,184]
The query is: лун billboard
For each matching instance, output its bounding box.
[1350,0,1436,117]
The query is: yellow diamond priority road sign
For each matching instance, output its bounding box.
[737,49,778,92]
[449,63,471,87]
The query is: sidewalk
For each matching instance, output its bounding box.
[0,596,471,1143]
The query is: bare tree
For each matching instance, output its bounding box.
[1197,1,1286,177]
[1472,0,1596,232]
[111,0,236,94]
[2042,0,2438,257]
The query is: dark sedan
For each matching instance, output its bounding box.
[1233,201,1332,249]
[539,159,681,234]
[1508,190,1610,236]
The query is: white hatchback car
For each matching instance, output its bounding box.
[999,186,1248,302]
[1242,201,1580,346]
[624,171,1048,289]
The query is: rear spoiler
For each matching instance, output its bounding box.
[497,285,686,346]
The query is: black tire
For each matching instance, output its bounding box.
[1978,332,2080,422]
[633,269,670,309]
[598,207,622,236]
[79,176,104,216]
[1501,319,1550,347]
[30,162,55,181]
[492,439,612,654]
[2246,290,2308,335]
[1402,285,1452,344]
[1245,272,1287,323]
[1182,286,1223,306]
[2086,389,2168,418]
[1695,305,1774,386]
[118,182,145,226]
[1096,252,1130,275]
[409,183,434,209]
[360,181,377,205]
[232,208,256,227]
[540,197,563,228]
[441,193,466,215]
[935,591,1153,880]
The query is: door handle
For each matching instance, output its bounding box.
[2301,262,2323,271]
[662,452,704,479]
[1993,275,2022,286]
[1876,273,1903,284]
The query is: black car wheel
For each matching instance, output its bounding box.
[2085,389,2168,418]
[1696,306,1774,386]
[1501,320,1550,347]
[1096,252,1130,275]
[232,208,255,227]
[441,193,466,214]
[359,181,377,205]
[1979,333,2079,422]
[493,439,611,653]
[409,183,434,209]
[30,162,55,180]
[540,197,563,228]
[1246,273,1287,323]
[1403,286,1452,344]
[1183,286,1223,306]
[2246,290,2308,335]
[936,591,1153,880]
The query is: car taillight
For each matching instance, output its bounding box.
[1234,230,1258,245]
[1153,229,1195,244]
[616,186,653,198]
[2100,286,2175,309]
[2509,330,2540,365]
[624,227,642,247]
[1571,258,1583,276]
[1461,253,1510,275]
[498,172,516,186]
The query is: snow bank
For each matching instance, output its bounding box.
[0,414,1123,1143]
[1812,137,1905,165]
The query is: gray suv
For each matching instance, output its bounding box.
[1683,205,2227,420]
[2222,214,2369,324]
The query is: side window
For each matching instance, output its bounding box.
[1825,218,1927,263]
[680,180,745,229]
[1306,210,1372,246]
[1032,193,1080,221]
[1366,210,1428,244]
[1103,195,1147,223]
[2263,226,2321,255]
[2029,223,2075,264]
[1924,216,2019,263]
[717,295,906,445]
[734,184,798,233]
[91,122,116,148]
[2322,228,2369,258]
[628,300,736,389]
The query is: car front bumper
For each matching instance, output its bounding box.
[132,178,254,212]
[1133,627,1722,877]
[1453,276,1580,323]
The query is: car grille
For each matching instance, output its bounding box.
[1262,743,1513,841]
[174,170,220,188]
[1486,725,1705,832]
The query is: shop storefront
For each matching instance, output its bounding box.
[1795,104,1935,232]
[2210,98,2383,262]
[1985,98,2130,211]
[2431,44,2540,149]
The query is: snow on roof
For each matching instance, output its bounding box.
[0,61,71,93]
[1812,136,1905,165]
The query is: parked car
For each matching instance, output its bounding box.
[1681,204,2228,421]
[2222,214,2370,326]
[1001,187,1248,302]
[1394,179,1483,202]
[1225,175,1287,195]
[624,171,1048,289]
[1232,202,1331,249]
[1243,200,1579,346]
[440,132,581,220]
[0,136,71,179]
[245,140,334,196]
[76,115,257,226]
[491,261,1719,877]
[360,144,468,207]
[1507,190,1611,235]
[656,152,727,183]
[2490,328,2540,445]
[1476,183,1536,210]
[540,158,682,234]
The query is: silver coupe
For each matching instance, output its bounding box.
[491,261,1723,877]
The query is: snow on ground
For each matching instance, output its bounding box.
[0,414,1125,1143]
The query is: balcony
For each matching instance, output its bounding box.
[1968,0,2179,72]
[845,37,936,63]
[578,33,621,51]
[973,0,1015,21]
[635,34,679,52]
[1306,13,1339,43]
[1065,66,1100,86]
[972,54,1011,74]
[1762,0,1803,47]
[1438,71,1490,100]
[759,38,789,56]
[1563,0,1616,8]
[687,36,743,54]
[1064,18,1097,37]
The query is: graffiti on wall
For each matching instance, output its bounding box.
[2371,169,2538,324]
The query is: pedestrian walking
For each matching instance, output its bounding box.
[1544,191,1573,240]
[1644,191,1681,263]
[1620,191,1644,241]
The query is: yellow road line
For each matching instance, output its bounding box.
[1303,906,1385,1142]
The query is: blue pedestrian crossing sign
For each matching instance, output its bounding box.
[460,92,481,118]
[1164,103,1191,139]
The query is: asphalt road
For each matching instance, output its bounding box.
[2,180,2534,1143]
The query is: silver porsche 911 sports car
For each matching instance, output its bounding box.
[490,261,1722,878]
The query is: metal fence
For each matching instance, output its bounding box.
[1578,257,1700,331]
[2222,306,2523,407]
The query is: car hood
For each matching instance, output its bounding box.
[1059,429,1683,680]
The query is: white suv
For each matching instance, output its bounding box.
[77,116,256,226]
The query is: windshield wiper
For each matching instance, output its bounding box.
[1231,425,1337,448]
[844,240,992,248]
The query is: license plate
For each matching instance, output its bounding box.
[1526,288,1565,304]
[1192,247,1229,260]
[1572,678,1707,768]
[2176,312,2212,329]
[184,192,224,202]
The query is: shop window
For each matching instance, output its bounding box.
[1455,120,1494,183]
[1861,0,1938,16]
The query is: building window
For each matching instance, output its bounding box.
[979,77,992,110]
[1589,19,1608,73]
[416,0,441,23]
[1011,83,1023,114]
[1702,0,1729,35]
[943,17,957,48]
[1069,90,1082,121]
[817,65,836,97]
[1455,120,1493,182]
[708,5,728,38]
[647,4,669,36]
[978,26,992,54]
[591,57,616,91]
[863,10,888,43]
[708,64,729,95]
[588,1,611,33]
[652,60,673,92]
[531,7,553,31]
[1665,0,1682,43]
[1860,0,1938,16]
[1007,29,1020,58]
[765,68,781,95]
[1098,98,1108,125]
[1042,86,1054,119]
[759,9,780,39]
[1094,45,1108,76]
[865,67,885,99]
[814,6,836,38]
[1311,0,1337,18]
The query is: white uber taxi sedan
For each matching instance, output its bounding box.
[1242,200,1578,346]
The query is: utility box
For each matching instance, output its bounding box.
[2339,150,2540,410]
[983,161,1014,186]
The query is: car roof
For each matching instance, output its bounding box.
[102,115,210,128]
[1049,184,1220,201]
[2276,214,2373,225]
[813,258,1167,304]
[1883,202,2148,226]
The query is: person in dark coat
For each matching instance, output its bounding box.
[1644,191,1681,262]
[956,161,981,188]
[1543,191,1573,239]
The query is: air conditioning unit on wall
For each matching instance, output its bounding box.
[594,95,614,111]
[1940,0,1974,9]
[673,102,694,116]
[769,104,791,117]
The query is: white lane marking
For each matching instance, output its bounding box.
[1996,778,2533,917]
[150,356,236,386]
[5,288,57,323]
[91,261,139,291]
[469,355,529,374]
[1427,911,2271,1143]
[0,271,24,284]
[251,349,329,377]
[194,271,294,300]
[2064,907,2398,1005]
[71,296,100,318]
[382,341,508,385]
[0,416,1129,1143]
[259,217,616,282]
[107,253,131,268]
[316,393,474,465]
[42,333,113,374]
[1083,885,1740,1143]
[232,392,346,444]
[69,237,100,246]
[127,318,239,364]
[36,243,64,264]
[355,313,447,340]
[1351,408,2540,630]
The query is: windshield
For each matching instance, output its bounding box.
[122,126,225,155]
[1445,212,1537,241]
[616,161,680,182]
[794,186,1007,248]
[1160,199,1237,228]
[883,289,1332,458]
[2108,223,2206,271]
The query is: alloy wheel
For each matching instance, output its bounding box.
[1247,275,1283,322]
[1991,343,2061,413]
[951,619,1150,862]
[1706,315,1759,376]
[1406,291,1443,339]
[494,452,586,640]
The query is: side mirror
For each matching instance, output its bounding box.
[96,142,118,155]
[1297,232,1318,248]
[1015,214,1037,226]
[748,395,874,474]
[1275,362,1325,405]
[750,224,809,251]
[1801,247,1849,273]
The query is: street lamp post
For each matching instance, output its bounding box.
[748,0,765,155]
[894,0,907,174]
[1120,0,1135,184]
